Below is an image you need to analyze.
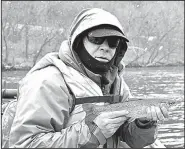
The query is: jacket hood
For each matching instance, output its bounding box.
[68,8,128,49]
[59,8,128,74]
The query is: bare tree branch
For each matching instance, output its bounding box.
[32,32,57,66]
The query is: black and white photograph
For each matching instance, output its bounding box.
[1,1,184,148]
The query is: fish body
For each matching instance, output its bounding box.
[91,97,176,118]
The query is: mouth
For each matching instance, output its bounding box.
[95,57,109,62]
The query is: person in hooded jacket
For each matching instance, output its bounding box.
[9,8,169,148]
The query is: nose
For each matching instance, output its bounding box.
[99,39,110,52]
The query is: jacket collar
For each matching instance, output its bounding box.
[59,39,119,94]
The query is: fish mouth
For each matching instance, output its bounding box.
[95,57,109,62]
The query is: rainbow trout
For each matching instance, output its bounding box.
[89,97,177,118]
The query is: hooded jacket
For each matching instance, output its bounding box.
[9,8,157,148]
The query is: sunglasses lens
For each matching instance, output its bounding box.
[87,36,104,45]
[107,37,120,48]
[87,35,120,48]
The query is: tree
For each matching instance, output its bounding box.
[2,1,184,69]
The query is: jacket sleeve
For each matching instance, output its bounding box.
[118,119,158,148]
[9,67,103,148]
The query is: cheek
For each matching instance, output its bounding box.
[84,42,99,57]
[110,49,116,58]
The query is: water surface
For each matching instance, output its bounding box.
[122,66,184,148]
[2,66,184,148]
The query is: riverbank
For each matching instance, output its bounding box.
[2,62,184,71]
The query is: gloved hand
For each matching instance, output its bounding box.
[144,103,169,121]
[93,110,129,138]
[125,103,169,129]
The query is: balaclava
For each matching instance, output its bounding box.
[75,38,117,74]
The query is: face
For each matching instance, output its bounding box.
[83,35,119,63]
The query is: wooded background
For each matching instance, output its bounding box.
[2,1,184,70]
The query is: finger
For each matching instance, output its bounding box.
[106,123,124,129]
[160,103,169,110]
[155,107,165,121]
[106,110,129,118]
[146,107,152,120]
[127,117,136,123]
[160,104,169,118]
[108,116,128,124]
[151,106,158,121]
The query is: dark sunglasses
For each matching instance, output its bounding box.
[87,35,120,48]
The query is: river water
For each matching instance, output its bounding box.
[2,66,184,148]
[122,66,184,148]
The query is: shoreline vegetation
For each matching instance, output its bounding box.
[2,62,184,71]
[2,1,184,72]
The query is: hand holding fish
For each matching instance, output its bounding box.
[82,97,176,139]
[144,103,169,121]
[93,110,130,138]
[92,102,169,139]
[129,103,169,124]
[91,97,176,122]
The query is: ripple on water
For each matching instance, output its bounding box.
[159,137,184,148]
